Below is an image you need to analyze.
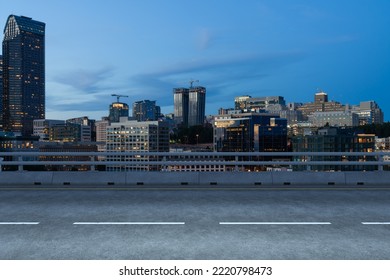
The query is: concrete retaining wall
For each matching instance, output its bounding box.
[0,171,389,187]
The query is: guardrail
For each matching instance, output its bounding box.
[0,151,389,171]
[0,151,389,186]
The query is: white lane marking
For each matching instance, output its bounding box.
[220,222,331,225]
[362,222,390,225]
[0,222,40,225]
[73,222,185,225]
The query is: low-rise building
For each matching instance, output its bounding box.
[106,118,169,171]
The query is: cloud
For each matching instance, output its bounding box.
[47,51,305,118]
[195,28,214,50]
[47,66,125,117]
[53,66,115,93]
[130,51,306,107]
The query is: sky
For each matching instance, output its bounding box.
[1,0,390,121]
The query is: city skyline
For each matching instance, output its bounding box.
[1,1,389,121]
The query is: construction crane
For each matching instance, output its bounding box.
[111,94,129,103]
[188,79,199,88]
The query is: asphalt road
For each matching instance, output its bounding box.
[1,187,390,259]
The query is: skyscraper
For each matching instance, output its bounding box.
[2,15,45,136]
[173,88,189,127]
[188,86,206,126]
[109,102,129,123]
[0,55,3,129]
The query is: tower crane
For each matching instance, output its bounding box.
[111,94,129,103]
[188,79,199,88]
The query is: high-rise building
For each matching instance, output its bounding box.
[2,15,45,136]
[173,88,189,126]
[109,102,129,123]
[0,55,3,129]
[188,86,206,126]
[132,100,160,121]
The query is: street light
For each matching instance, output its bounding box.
[196,134,199,145]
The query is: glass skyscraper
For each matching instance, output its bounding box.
[173,88,189,127]
[2,15,45,136]
[0,55,3,129]
[188,86,206,126]
[173,86,206,127]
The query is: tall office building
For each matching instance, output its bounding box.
[188,86,206,126]
[109,102,129,123]
[2,15,45,136]
[173,88,189,126]
[0,55,3,129]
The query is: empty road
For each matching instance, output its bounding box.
[1,186,390,259]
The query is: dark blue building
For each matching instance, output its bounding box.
[2,15,45,136]
[214,113,288,152]
[0,55,3,129]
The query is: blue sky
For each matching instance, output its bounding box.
[2,0,390,121]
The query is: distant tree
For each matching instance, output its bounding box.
[170,123,213,144]
[358,122,390,138]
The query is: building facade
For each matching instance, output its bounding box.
[33,119,65,141]
[0,55,3,129]
[297,91,344,120]
[95,117,109,153]
[39,142,98,171]
[2,15,45,136]
[309,111,359,127]
[245,96,286,112]
[188,86,206,126]
[292,127,376,171]
[173,88,189,127]
[213,113,288,153]
[132,100,160,121]
[106,118,169,171]
[109,102,129,123]
[234,95,251,110]
[352,101,384,125]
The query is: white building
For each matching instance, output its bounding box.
[309,111,359,127]
[106,117,169,171]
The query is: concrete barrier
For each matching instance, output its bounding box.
[0,171,389,187]
[51,172,126,185]
[126,172,200,185]
[198,172,273,185]
[271,171,346,185]
[345,171,390,185]
[0,171,53,185]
